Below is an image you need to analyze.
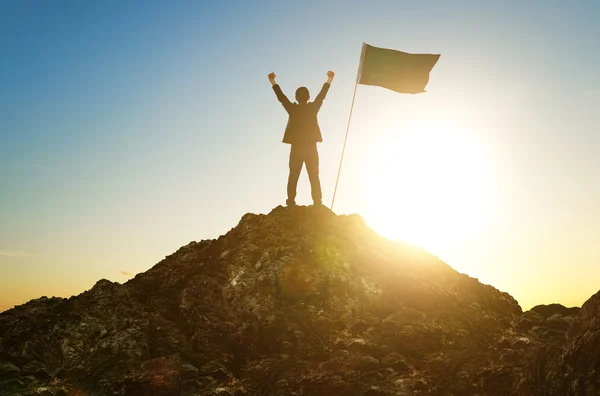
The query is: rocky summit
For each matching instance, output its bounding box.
[0,206,597,395]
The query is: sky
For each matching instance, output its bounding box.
[1,0,599,312]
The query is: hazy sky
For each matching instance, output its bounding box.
[1,1,599,312]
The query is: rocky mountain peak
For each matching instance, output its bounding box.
[0,206,597,395]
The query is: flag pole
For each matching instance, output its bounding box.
[331,43,366,211]
[330,80,358,210]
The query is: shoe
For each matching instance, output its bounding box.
[286,199,296,207]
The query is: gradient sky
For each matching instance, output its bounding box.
[1,1,599,312]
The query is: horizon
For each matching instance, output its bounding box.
[1,1,599,313]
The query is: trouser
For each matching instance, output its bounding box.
[287,143,322,204]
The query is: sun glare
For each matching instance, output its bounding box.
[364,119,496,254]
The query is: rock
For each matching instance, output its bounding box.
[530,303,579,319]
[21,361,51,379]
[180,363,199,381]
[517,304,579,340]
[0,361,20,378]
[34,387,56,396]
[545,313,571,330]
[515,311,544,331]
[0,205,595,395]
[533,289,600,395]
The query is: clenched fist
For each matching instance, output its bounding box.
[327,71,335,79]
[268,72,276,80]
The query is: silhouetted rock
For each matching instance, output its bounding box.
[515,304,579,342]
[531,290,600,395]
[0,206,597,395]
[530,303,580,319]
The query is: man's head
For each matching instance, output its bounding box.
[295,87,310,104]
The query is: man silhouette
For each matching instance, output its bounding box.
[269,71,334,207]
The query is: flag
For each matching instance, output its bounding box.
[358,43,440,94]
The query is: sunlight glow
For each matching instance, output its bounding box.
[364,119,496,254]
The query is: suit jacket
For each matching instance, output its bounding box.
[272,83,330,145]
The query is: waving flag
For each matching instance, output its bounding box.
[358,43,440,94]
[331,42,440,210]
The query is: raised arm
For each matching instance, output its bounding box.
[269,72,293,113]
[314,70,334,110]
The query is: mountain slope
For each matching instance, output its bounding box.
[0,206,594,395]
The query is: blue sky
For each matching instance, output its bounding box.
[1,1,599,311]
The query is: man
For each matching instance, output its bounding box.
[268,71,334,207]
